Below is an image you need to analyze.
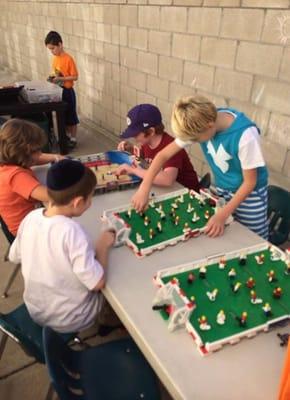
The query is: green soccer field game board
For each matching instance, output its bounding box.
[153,243,290,356]
[102,188,222,258]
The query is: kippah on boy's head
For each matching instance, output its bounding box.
[47,159,96,206]
[45,31,62,46]
[47,159,85,190]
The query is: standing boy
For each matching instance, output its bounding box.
[45,31,79,149]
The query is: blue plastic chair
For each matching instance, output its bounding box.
[43,326,160,400]
[0,304,75,365]
[268,185,290,246]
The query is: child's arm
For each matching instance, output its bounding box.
[205,168,257,237]
[34,153,66,165]
[52,75,78,84]
[30,185,49,203]
[92,230,116,291]
[115,163,178,187]
[11,170,49,203]
[132,141,181,211]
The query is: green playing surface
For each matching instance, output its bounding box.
[159,248,290,345]
[118,192,215,251]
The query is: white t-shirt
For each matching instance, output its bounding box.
[175,111,265,170]
[9,208,104,333]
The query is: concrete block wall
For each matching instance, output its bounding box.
[1,1,290,189]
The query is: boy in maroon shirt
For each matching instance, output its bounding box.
[116,104,200,191]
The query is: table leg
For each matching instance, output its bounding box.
[55,109,68,155]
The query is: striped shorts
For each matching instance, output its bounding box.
[216,186,269,240]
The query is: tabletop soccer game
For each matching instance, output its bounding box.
[102,188,223,258]
[152,243,290,356]
[74,151,140,194]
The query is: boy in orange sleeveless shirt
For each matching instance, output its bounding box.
[45,31,79,149]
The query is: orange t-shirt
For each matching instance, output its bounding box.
[278,339,290,400]
[0,165,41,235]
[52,52,78,89]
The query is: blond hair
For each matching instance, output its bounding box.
[0,118,46,168]
[171,95,217,142]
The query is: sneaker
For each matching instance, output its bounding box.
[67,139,77,149]
[97,323,124,337]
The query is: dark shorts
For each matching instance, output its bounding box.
[62,87,79,126]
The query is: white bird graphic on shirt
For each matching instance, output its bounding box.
[207,141,232,173]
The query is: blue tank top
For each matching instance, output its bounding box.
[200,108,268,191]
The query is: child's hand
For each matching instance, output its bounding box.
[98,230,116,248]
[53,154,67,163]
[117,141,127,151]
[117,141,134,153]
[115,163,134,176]
[131,186,150,213]
[51,77,60,84]
[204,209,228,237]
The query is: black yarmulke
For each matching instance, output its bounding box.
[47,159,85,190]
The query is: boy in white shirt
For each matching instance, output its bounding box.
[9,159,115,333]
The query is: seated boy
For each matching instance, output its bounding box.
[116,104,201,191]
[9,159,115,333]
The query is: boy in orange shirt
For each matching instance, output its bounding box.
[45,31,79,149]
[0,119,63,239]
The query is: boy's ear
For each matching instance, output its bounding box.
[208,121,215,129]
[146,127,155,136]
[72,196,85,209]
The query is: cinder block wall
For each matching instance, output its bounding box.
[1,1,290,189]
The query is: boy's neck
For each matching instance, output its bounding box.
[44,204,73,218]
[148,132,164,149]
[57,48,65,56]
[215,111,235,132]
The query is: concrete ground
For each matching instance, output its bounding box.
[0,67,172,400]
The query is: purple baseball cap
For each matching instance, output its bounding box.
[121,104,162,139]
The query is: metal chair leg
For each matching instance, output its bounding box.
[0,332,8,360]
[4,246,10,262]
[2,263,21,298]
[45,382,55,400]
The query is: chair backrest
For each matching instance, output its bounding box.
[43,327,84,400]
[268,185,290,246]
[0,304,45,363]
